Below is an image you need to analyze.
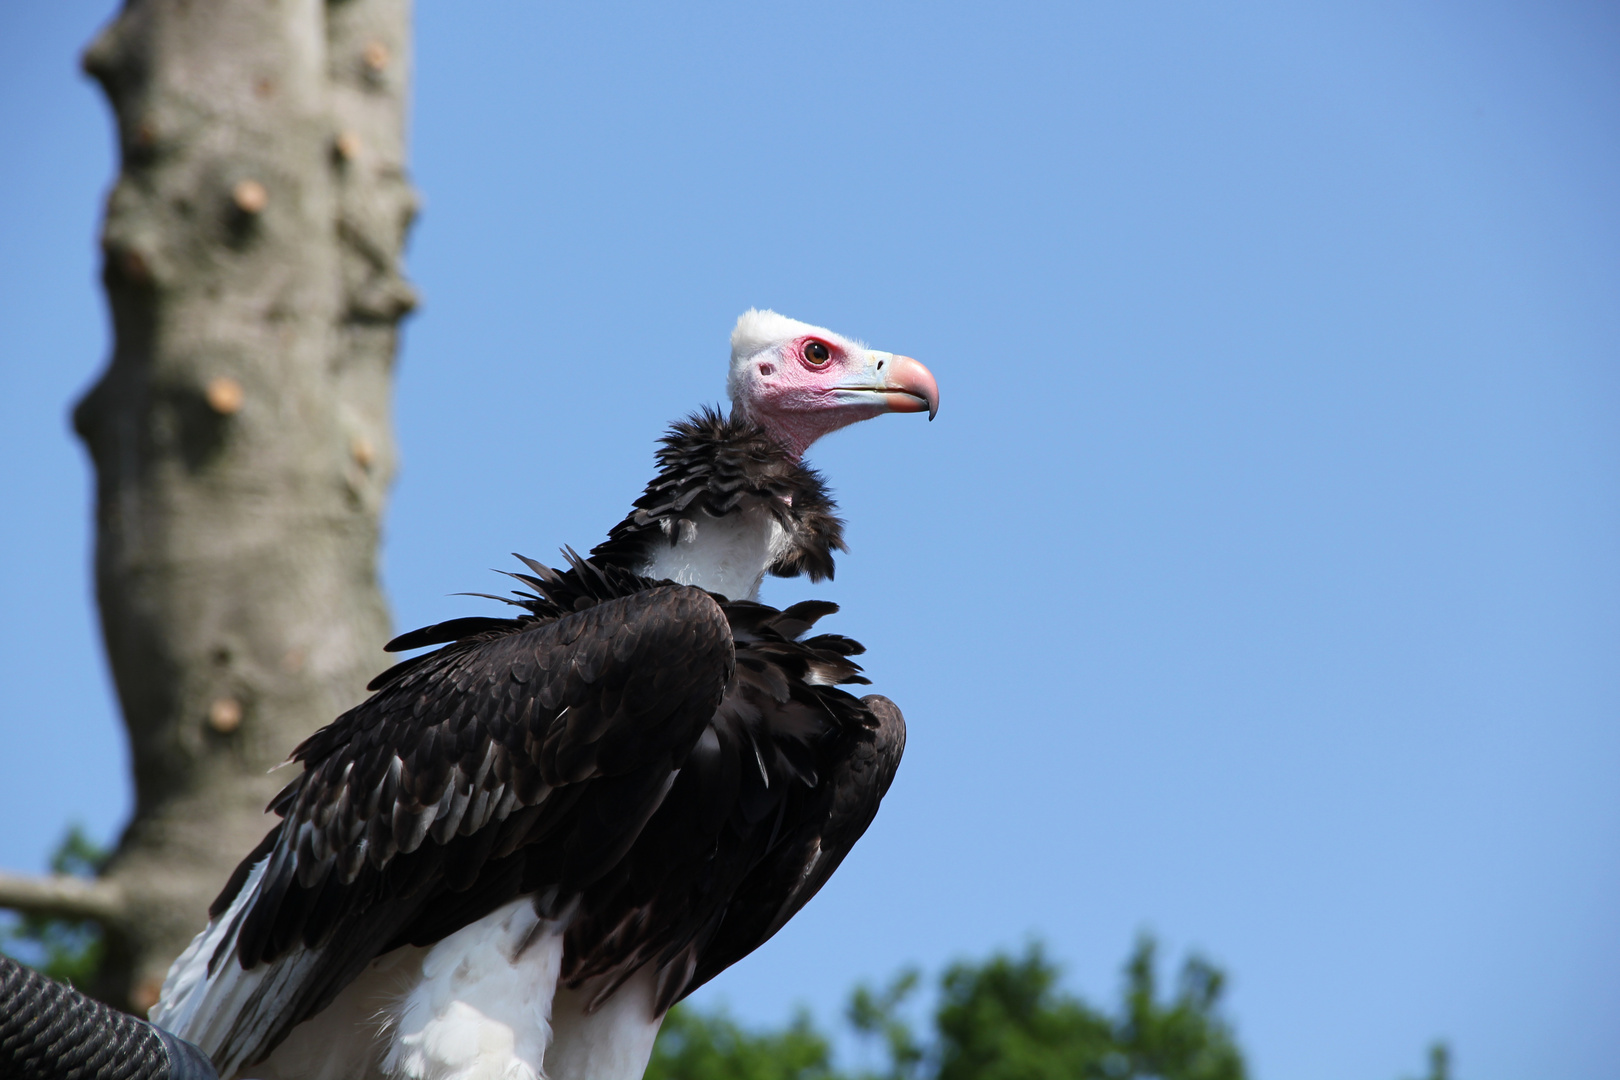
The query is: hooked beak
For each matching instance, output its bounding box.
[835,352,940,420]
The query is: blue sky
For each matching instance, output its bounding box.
[2,3,1618,1078]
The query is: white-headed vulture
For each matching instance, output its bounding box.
[150,311,939,1080]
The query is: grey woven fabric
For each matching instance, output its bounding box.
[0,955,203,1080]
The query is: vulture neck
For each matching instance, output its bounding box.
[638,505,790,601]
[589,409,847,601]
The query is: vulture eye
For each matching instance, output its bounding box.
[804,341,831,365]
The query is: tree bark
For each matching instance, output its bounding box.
[0,0,416,1013]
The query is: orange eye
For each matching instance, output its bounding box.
[804,340,831,365]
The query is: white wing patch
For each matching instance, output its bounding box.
[247,947,423,1080]
[151,858,279,1065]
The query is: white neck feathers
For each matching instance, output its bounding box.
[636,506,790,601]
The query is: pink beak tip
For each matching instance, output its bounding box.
[887,355,939,421]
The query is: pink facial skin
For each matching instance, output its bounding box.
[738,335,939,460]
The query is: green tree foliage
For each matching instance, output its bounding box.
[1405,1041,1452,1080]
[651,936,1248,1080]
[848,968,926,1079]
[929,942,1117,1080]
[0,825,108,987]
[646,1004,840,1080]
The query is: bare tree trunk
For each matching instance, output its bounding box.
[0,0,415,1014]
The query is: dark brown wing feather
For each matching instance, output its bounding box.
[555,601,905,1014]
[680,693,906,999]
[208,583,734,1069]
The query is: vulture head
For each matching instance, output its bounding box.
[728,309,939,459]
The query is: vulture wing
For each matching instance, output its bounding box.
[685,693,907,997]
[553,602,906,1014]
[152,584,733,1076]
